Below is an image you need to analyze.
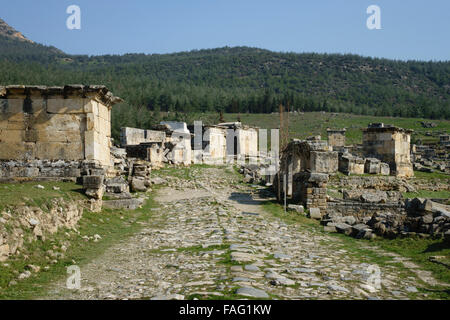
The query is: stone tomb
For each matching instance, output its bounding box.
[217,122,258,160]
[277,136,337,203]
[120,127,166,146]
[0,85,122,178]
[190,124,228,164]
[327,128,346,150]
[362,124,413,178]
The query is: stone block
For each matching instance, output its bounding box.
[35,141,84,160]
[47,98,86,114]
[2,128,26,143]
[324,225,337,233]
[131,178,147,192]
[365,158,381,174]
[83,175,104,189]
[335,223,353,235]
[85,186,105,200]
[287,204,304,213]
[0,142,26,160]
[309,208,322,220]
[380,162,390,175]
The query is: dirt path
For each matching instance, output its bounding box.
[40,167,440,300]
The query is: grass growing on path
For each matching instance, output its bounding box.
[372,237,450,285]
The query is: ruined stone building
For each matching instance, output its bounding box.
[120,127,166,167]
[217,122,258,160]
[120,127,166,147]
[0,85,122,179]
[338,154,365,175]
[362,123,414,178]
[158,121,192,166]
[276,136,337,214]
[120,122,192,167]
[189,124,227,164]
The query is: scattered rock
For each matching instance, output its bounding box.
[236,287,269,298]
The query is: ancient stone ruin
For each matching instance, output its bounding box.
[120,121,259,167]
[327,128,346,151]
[275,136,336,215]
[190,124,227,164]
[0,85,122,180]
[217,122,259,161]
[273,123,449,242]
[362,123,414,178]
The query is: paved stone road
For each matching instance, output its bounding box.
[42,167,440,300]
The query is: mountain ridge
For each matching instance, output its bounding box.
[0,18,33,43]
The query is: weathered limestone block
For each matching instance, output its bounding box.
[0,128,26,143]
[36,130,83,144]
[309,208,322,220]
[35,141,84,160]
[310,151,338,173]
[18,167,39,178]
[105,176,129,193]
[85,186,105,200]
[0,142,26,160]
[47,98,86,114]
[36,114,86,131]
[339,154,365,175]
[131,177,148,192]
[380,162,390,175]
[120,127,166,146]
[83,175,104,189]
[365,158,381,174]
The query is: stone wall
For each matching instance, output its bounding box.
[330,175,416,192]
[0,197,86,262]
[327,201,406,218]
[0,159,106,181]
[292,172,328,211]
[0,85,122,173]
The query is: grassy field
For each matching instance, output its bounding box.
[222,112,450,145]
[403,190,450,199]
[0,181,86,211]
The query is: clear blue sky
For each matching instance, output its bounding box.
[1,0,449,61]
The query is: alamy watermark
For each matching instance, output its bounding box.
[66,265,81,289]
[66,5,81,30]
[367,5,381,30]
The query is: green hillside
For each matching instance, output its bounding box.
[0,17,449,136]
